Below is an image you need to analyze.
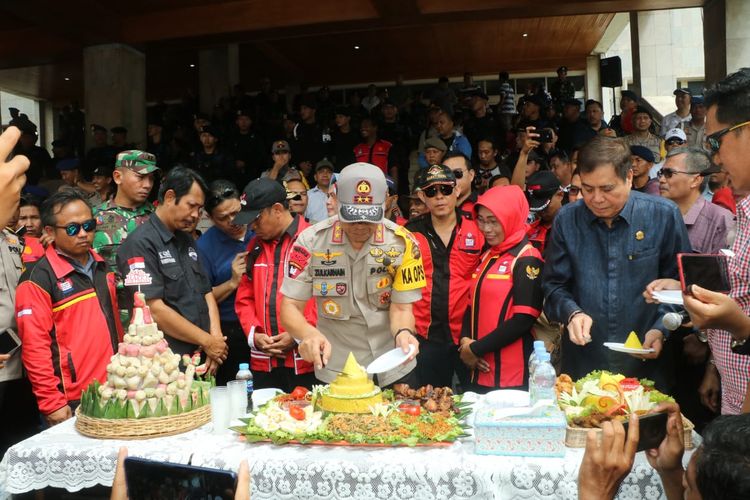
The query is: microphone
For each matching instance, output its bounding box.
[663,310,691,331]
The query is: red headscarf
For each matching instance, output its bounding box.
[474,185,530,255]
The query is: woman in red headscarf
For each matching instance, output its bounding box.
[459,185,544,393]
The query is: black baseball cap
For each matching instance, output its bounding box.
[621,90,639,101]
[674,88,691,96]
[233,178,287,225]
[335,105,352,117]
[92,165,114,177]
[415,164,456,190]
[526,171,561,212]
[200,125,220,138]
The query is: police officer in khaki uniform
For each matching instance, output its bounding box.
[280,162,425,387]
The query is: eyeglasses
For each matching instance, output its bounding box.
[55,218,97,236]
[450,169,465,179]
[665,139,686,146]
[422,184,455,197]
[704,120,750,153]
[657,168,697,179]
[567,186,581,196]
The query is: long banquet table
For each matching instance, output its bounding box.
[0,399,697,500]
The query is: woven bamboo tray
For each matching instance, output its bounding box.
[75,404,212,440]
[565,414,695,449]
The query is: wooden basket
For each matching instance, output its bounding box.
[74,404,212,440]
[564,414,695,449]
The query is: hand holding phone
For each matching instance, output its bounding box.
[677,253,730,295]
[623,411,668,452]
[0,328,21,356]
[124,457,238,499]
[643,403,685,474]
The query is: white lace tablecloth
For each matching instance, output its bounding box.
[0,416,696,499]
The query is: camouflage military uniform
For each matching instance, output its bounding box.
[93,149,160,324]
[93,200,154,272]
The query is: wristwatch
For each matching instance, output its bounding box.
[696,330,709,343]
[730,337,750,355]
[394,328,415,340]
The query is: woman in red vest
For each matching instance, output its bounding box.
[459,185,544,393]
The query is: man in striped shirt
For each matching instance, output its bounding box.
[681,68,750,414]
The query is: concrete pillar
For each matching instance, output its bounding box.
[725,0,750,74]
[198,45,240,114]
[585,55,602,103]
[83,44,146,151]
[705,0,750,86]
[628,12,643,98]
[634,9,704,99]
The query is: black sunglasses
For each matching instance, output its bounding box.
[705,120,750,153]
[423,184,454,197]
[665,139,686,146]
[450,169,465,179]
[657,168,696,179]
[55,218,97,236]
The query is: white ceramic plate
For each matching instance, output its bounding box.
[603,342,655,354]
[366,344,416,374]
[251,388,282,407]
[652,290,683,305]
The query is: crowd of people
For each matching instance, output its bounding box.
[1,66,750,499]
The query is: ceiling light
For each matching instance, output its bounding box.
[189,64,196,68]
[354,45,360,50]
[64,77,70,81]
[522,33,528,37]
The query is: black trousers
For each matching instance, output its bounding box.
[0,377,41,457]
[415,336,462,389]
[215,320,253,387]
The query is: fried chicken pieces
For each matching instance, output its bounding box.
[392,384,458,417]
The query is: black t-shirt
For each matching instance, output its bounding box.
[330,128,360,171]
[116,214,212,356]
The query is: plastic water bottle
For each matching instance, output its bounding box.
[527,341,547,403]
[528,340,546,377]
[530,352,557,406]
[236,363,254,412]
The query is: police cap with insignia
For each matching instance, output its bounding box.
[232,178,287,225]
[115,150,160,175]
[336,162,387,223]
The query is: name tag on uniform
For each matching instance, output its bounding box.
[159,250,175,264]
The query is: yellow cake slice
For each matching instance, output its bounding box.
[318,352,383,413]
[624,331,643,349]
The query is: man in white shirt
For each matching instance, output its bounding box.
[685,96,707,149]
[661,88,692,134]
[305,159,334,223]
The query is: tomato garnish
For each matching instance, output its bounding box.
[398,403,421,416]
[290,386,309,400]
[619,378,641,391]
[289,405,306,420]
